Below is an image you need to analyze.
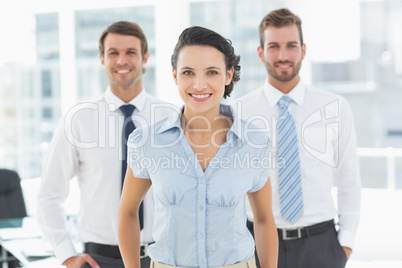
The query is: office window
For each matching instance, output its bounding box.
[36,13,59,61]
[312,1,402,148]
[24,108,36,120]
[42,107,53,119]
[41,70,52,97]
[22,69,35,98]
[397,158,402,189]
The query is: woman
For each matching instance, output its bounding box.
[118,26,278,268]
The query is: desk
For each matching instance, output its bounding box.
[1,238,62,267]
[1,177,80,267]
[0,218,63,268]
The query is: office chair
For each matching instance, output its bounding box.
[0,169,27,222]
[0,168,27,268]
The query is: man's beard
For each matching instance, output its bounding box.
[266,60,302,82]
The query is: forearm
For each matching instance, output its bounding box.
[254,218,278,268]
[337,167,361,248]
[337,163,361,248]
[36,202,77,263]
[36,175,77,262]
[337,98,361,249]
[118,211,141,268]
[118,167,151,268]
[37,120,80,263]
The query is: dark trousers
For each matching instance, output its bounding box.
[81,253,151,268]
[247,220,347,268]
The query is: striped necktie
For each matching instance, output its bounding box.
[277,96,304,224]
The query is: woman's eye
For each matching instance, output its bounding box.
[183,71,193,75]
[208,70,218,75]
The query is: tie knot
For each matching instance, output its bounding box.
[120,104,135,118]
[279,96,292,110]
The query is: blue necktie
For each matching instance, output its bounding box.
[120,104,143,230]
[277,96,304,224]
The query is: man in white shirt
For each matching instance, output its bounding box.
[232,8,361,268]
[37,21,174,268]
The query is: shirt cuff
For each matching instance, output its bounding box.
[53,240,79,264]
[337,228,356,249]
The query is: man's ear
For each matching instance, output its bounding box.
[301,43,306,60]
[257,46,264,63]
[143,51,150,64]
[99,54,105,66]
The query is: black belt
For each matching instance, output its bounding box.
[84,242,151,259]
[277,220,334,240]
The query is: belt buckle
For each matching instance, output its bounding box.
[140,244,148,259]
[282,228,302,240]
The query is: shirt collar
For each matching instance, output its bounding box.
[105,86,147,112]
[156,103,243,140]
[262,79,305,107]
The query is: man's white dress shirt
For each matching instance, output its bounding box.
[36,87,176,263]
[231,80,361,249]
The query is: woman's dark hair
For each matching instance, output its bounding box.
[171,26,240,99]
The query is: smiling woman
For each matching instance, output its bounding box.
[118,26,278,268]
[173,45,231,117]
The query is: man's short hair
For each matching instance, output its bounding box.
[99,21,148,59]
[259,8,303,48]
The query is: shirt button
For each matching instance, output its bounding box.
[200,179,205,183]
[199,233,204,238]
[199,205,204,211]
[201,260,205,265]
